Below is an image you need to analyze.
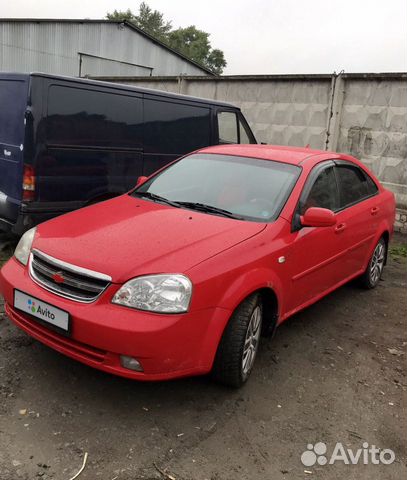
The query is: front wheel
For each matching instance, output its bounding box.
[360,237,386,289]
[212,294,262,388]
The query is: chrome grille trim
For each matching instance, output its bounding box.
[31,249,112,282]
[29,249,111,303]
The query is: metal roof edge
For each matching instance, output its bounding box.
[0,18,216,77]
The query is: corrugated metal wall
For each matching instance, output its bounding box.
[96,73,407,215]
[0,21,208,77]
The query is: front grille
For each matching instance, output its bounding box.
[29,249,111,303]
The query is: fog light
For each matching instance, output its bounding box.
[120,355,143,372]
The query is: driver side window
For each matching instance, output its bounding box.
[301,167,339,215]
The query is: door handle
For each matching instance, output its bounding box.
[371,206,380,216]
[335,223,346,233]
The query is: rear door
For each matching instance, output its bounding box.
[0,76,29,223]
[333,162,380,274]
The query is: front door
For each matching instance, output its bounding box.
[284,162,346,315]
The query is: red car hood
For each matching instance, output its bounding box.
[33,195,266,283]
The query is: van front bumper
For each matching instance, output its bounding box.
[0,257,230,381]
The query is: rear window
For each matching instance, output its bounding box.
[0,79,27,146]
[144,99,211,154]
[46,85,143,148]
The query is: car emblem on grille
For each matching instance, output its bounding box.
[52,272,65,284]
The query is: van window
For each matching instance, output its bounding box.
[218,111,238,143]
[46,85,143,148]
[0,79,27,146]
[143,99,211,154]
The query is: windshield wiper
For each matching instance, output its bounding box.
[133,191,181,208]
[175,201,243,219]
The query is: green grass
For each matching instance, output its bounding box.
[389,244,407,258]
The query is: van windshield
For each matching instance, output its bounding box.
[0,79,27,146]
[133,153,301,222]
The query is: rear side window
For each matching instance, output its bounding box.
[0,79,27,146]
[218,111,238,143]
[218,111,255,144]
[46,85,143,148]
[301,167,338,214]
[144,99,211,154]
[335,165,378,208]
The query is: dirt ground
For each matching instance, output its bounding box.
[0,233,406,480]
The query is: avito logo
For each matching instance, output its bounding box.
[27,299,56,320]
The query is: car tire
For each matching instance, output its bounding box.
[359,237,386,289]
[212,293,263,388]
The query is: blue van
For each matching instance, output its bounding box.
[0,73,256,235]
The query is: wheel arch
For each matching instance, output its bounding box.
[257,287,279,337]
[381,230,390,265]
[214,267,283,347]
[221,285,280,338]
[216,267,283,320]
[363,226,391,270]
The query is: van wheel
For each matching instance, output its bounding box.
[212,294,262,388]
[360,237,386,289]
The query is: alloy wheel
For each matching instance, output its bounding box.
[242,305,262,377]
[370,242,385,285]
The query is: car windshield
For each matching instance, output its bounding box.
[132,153,301,222]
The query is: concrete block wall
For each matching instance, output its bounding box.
[95,73,407,232]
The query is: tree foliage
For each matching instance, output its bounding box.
[106,3,172,42]
[106,3,226,74]
[168,26,226,75]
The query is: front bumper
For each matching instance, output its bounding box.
[0,257,231,381]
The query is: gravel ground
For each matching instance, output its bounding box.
[0,232,406,480]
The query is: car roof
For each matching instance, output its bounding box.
[198,144,352,165]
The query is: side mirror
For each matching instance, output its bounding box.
[300,207,336,227]
[136,175,148,187]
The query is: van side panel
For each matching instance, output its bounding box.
[6,74,256,234]
[38,81,143,206]
[0,76,29,226]
[143,95,212,175]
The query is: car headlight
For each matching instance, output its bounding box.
[112,274,192,313]
[14,227,37,266]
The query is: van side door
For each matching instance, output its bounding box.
[43,83,144,205]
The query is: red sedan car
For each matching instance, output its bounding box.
[0,145,395,387]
